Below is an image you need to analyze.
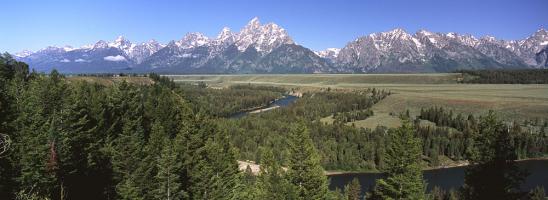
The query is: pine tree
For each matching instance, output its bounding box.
[136,120,167,199]
[256,148,297,200]
[369,121,425,200]
[153,139,186,200]
[109,102,147,199]
[16,73,67,198]
[286,122,329,200]
[177,113,241,199]
[344,178,361,200]
[56,82,109,200]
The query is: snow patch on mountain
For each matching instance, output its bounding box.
[316,48,341,60]
[14,50,33,58]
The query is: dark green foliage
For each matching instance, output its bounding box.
[333,109,374,124]
[0,53,30,198]
[217,89,390,171]
[458,69,548,84]
[177,83,285,117]
[152,137,185,200]
[0,65,246,199]
[369,122,425,200]
[418,107,548,161]
[255,148,297,199]
[286,122,329,199]
[344,178,362,200]
[461,112,528,200]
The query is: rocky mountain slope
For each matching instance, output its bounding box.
[13,18,548,73]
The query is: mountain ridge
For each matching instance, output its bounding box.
[13,18,548,73]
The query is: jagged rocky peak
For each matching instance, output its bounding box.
[176,32,210,49]
[386,28,410,37]
[216,27,235,43]
[533,28,548,44]
[235,17,294,52]
[110,35,132,48]
[415,29,441,46]
[93,40,109,49]
[368,28,413,42]
[243,17,261,32]
[534,28,547,36]
[145,39,160,46]
[457,34,479,47]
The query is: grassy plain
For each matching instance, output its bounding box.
[167,74,548,127]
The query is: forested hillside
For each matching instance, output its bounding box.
[0,54,334,199]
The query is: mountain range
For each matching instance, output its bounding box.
[13,17,548,73]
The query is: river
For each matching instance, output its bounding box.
[229,95,299,118]
[328,159,548,194]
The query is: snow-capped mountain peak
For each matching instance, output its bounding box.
[245,17,261,31]
[216,27,235,43]
[234,17,294,52]
[14,50,34,58]
[93,40,109,49]
[109,35,132,49]
[176,32,210,49]
[386,28,408,36]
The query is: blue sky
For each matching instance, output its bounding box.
[1,0,547,53]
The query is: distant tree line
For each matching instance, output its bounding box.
[333,109,374,124]
[418,107,548,160]
[176,83,286,117]
[457,69,548,84]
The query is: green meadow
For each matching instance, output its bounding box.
[167,74,548,127]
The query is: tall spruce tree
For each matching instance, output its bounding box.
[256,148,297,199]
[176,113,241,199]
[344,178,362,200]
[286,122,329,200]
[16,71,67,199]
[369,121,425,200]
[153,138,186,200]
